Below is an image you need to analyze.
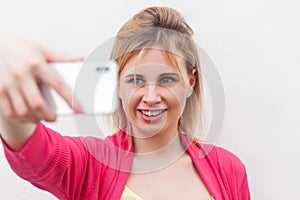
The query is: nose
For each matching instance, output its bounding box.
[141,83,161,105]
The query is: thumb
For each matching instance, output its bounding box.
[39,46,84,63]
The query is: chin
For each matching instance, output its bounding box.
[131,120,168,139]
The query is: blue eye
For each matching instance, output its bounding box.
[127,78,145,86]
[159,77,174,84]
[135,78,144,85]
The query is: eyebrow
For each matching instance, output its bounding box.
[124,74,144,79]
[125,72,179,79]
[158,73,180,78]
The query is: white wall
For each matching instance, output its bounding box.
[1,0,299,199]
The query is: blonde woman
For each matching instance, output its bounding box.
[0,7,250,200]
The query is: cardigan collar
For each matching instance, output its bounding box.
[109,129,228,200]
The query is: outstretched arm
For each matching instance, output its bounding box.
[0,36,82,151]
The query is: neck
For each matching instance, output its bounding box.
[129,126,187,173]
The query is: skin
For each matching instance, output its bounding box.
[0,36,82,151]
[119,49,212,199]
[0,39,211,199]
[119,49,194,153]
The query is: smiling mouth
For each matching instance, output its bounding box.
[138,109,167,117]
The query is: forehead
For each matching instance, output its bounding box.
[120,49,186,76]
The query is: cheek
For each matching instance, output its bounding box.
[119,88,141,119]
[165,86,188,113]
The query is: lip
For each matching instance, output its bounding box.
[137,109,167,123]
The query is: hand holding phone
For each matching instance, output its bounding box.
[41,61,118,116]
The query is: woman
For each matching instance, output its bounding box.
[0,7,250,200]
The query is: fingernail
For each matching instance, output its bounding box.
[74,106,84,114]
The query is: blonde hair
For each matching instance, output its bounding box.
[110,6,203,141]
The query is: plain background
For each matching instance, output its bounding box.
[0,0,299,199]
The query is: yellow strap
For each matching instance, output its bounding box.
[121,185,214,200]
[120,186,144,200]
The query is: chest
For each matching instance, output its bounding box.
[126,154,212,200]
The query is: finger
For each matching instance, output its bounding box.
[0,91,14,118]
[20,75,56,122]
[35,62,83,112]
[39,46,84,63]
[6,85,29,120]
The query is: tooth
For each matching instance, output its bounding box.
[142,110,164,117]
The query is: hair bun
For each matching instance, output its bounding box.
[135,7,193,36]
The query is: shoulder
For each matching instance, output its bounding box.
[211,145,245,167]
[204,145,251,198]
[207,145,250,196]
[182,134,247,176]
[194,142,248,180]
[197,143,250,196]
[205,144,246,174]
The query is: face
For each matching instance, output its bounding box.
[118,49,195,138]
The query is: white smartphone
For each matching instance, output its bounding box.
[41,61,119,116]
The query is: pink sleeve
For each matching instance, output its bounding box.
[235,162,251,200]
[218,148,251,200]
[1,123,91,199]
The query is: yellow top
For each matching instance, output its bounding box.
[121,185,214,200]
[121,186,144,200]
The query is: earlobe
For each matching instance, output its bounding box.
[186,68,197,97]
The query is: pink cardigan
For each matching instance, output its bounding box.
[1,123,250,199]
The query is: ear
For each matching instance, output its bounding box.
[186,68,197,97]
[189,68,197,88]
